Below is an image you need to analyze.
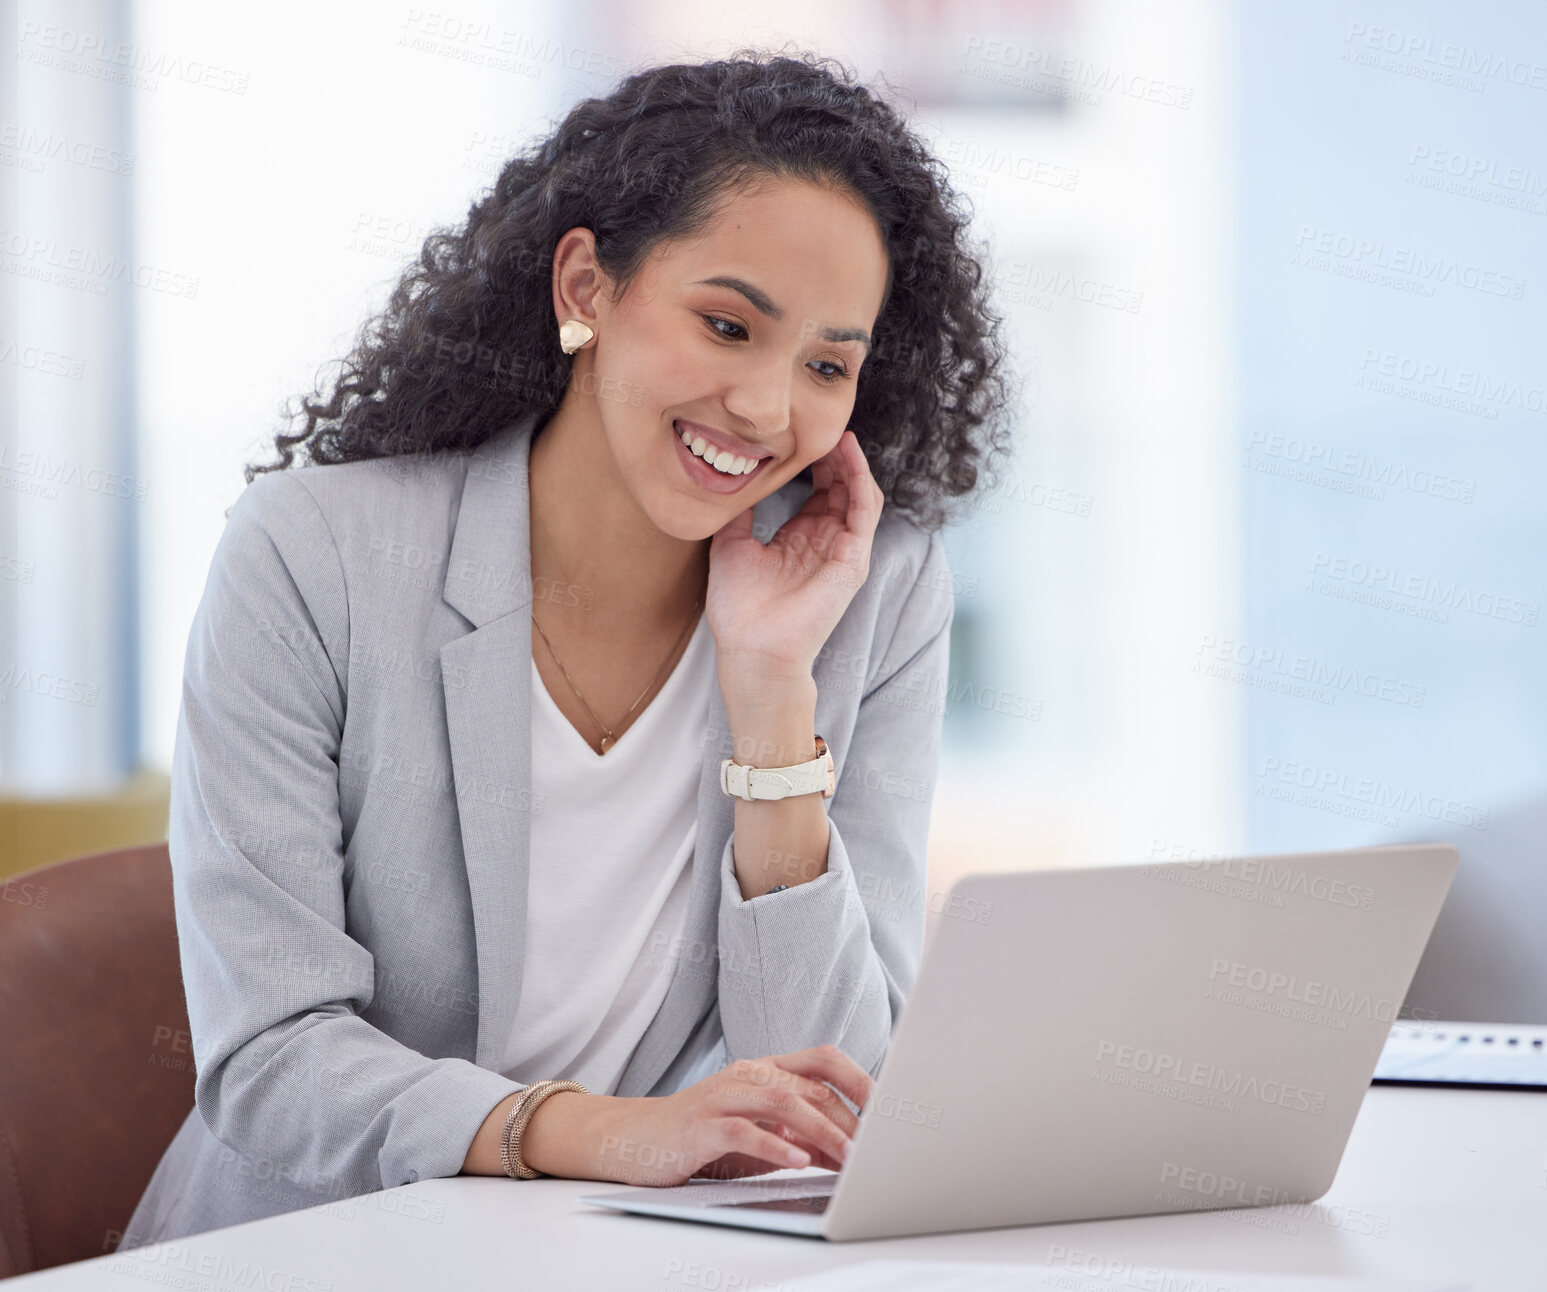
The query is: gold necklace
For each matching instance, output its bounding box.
[531,597,703,754]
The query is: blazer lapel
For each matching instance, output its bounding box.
[441,409,543,1071]
[440,407,810,1086]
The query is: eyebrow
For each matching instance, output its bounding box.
[692,275,872,353]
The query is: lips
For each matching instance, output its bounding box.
[674,419,771,467]
[671,420,770,494]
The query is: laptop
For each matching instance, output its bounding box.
[580,843,1459,1241]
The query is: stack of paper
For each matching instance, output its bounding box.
[1373,1022,1547,1087]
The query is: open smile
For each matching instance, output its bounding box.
[671,420,772,495]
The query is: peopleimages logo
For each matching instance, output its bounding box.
[1205,958,1407,1029]
[1310,551,1539,627]
[1358,347,1547,416]
[1247,429,1478,501]
[1408,145,1547,193]
[1259,755,1489,832]
[1159,1161,1305,1208]
[1046,1246,1237,1292]
[1290,225,1526,299]
[1156,1161,1392,1238]
[1343,22,1547,92]
[959,35,1195,109]
[1093,1040,1327,1115]
[1146,850,1376,912]
[1193,633,1427,709]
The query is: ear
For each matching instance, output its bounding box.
[550,226,606,335]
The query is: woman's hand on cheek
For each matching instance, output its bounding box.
[706,429,884,680]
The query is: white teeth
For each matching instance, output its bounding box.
[678,425,760,476]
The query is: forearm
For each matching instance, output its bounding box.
[461,1089,632,1180]
[715,813,895,1068]
[720,667,830,900]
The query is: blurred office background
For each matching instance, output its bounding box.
[3,0,1542,1019]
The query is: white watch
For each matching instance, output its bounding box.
[721,735,836,801]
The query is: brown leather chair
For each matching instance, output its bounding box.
[0,843,194,1278]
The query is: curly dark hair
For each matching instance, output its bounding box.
[249,46,1018,533]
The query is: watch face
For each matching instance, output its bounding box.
[815,735,835,797]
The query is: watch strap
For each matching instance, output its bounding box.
[721,735,835,801]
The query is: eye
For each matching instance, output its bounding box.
[702,314,747,341]
[700,314,852,384]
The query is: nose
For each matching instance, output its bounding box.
[719,347,794,441]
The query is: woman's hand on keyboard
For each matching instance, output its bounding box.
[598,1044,872,1187]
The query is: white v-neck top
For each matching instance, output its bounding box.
[500,611,716,1095]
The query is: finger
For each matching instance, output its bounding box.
[791,476,837,525]
[754,1126,841,1175]
[809,441,838,496]
[762,1112,849,1172]
[812,435,860,537]
[712,504,756,545]
[826,534,865,593]
[789,441,843,528]
[774,1045,876,1115]
[714,1076,860,1169]
[691,1150,781,1181]
[764,1121,846,1172]
[719,1076,856,1166]
[740,1069,861,1140]
[824,465,851,525]
[716,1116,814,1170]
[838,432,883,538]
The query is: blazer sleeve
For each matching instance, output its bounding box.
[716,528,955,1078]
[171,470,520,1198]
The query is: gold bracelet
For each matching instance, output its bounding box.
[500,1083,553,1179]
[500,1079,589,1180]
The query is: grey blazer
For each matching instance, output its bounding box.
[121,407,953,1247]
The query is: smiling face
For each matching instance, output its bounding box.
[555,175,891,539]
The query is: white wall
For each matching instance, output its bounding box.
[3,0,139,793]
[132,2,573,771]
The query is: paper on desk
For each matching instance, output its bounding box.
[774,1259,1466,1292]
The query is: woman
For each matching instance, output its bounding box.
[121,48,1013,1246]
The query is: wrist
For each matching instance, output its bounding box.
[520,1090,627,1181]
[721,678,818,765]
[719,657,815,712]
[717,648,813,684]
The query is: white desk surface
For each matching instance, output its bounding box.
[16,1086,1545,1290]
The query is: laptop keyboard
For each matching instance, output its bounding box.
[710,1193,832,1214]
[706,1174,837,1214]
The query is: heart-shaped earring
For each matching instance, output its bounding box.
[558,319,595,354]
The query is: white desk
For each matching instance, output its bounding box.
[15,1087,1545,1290]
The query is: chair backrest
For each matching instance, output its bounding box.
[0,842,194,1278]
